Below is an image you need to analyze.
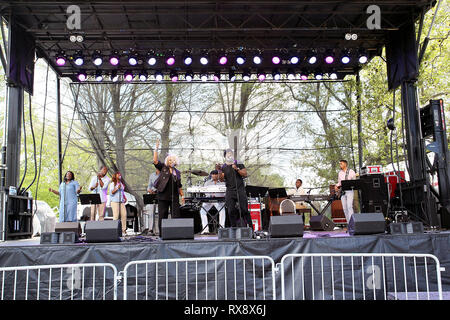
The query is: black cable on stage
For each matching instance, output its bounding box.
[24,93,38,193]
[34,62,50,216]
[17,95,28,193]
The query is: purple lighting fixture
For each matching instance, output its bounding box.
[219,55,228,65]
[56,51,66,66]
[170,71,178,82]
[109,51,120,66]
[166,55,175,66]
[213,71,220,82]
[257,71,266,82]
[77,71,87,81]
[325,55,334,64]
[272,56,281,65]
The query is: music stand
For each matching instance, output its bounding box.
[341,180,364,191]
[246,185,269,198]
[143,194,158,235]
[268,188,287,199]
[79,194,101,205]
[143,194,158,205]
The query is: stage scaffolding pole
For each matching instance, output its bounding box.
[56,76,62,184]
[356,72,363,171]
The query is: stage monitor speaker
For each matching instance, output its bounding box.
[161,218,194,240]
[85,220,122,243]
[348,213,386,236]
[55,222,81,236]
[310,215,335,231]
[269,215,303,238]
[59,232,78,244]
[40,232,60,244]
[389,222,424,235]
[218,227,253,240]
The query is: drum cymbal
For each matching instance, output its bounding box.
[182,169,209,176]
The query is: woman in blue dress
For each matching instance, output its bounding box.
[49,171,83,222]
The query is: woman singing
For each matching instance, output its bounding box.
[49,171,82,222]
[109,171,128,235]
[153,139,184,236]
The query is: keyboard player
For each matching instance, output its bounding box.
[200,170,226,234]
[287,179,307,210]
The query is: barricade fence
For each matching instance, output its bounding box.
[122,256,276,300]
[279,254,444,300]
[0,254,444,300]
[0,263,118,300]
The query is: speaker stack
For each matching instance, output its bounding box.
[269,215,304,238]
[40,222,82,244]
[348,213,386,235]
[359,174,389,215]
[389,221,424,235]
[309,215,335,231]
[85,220,122,243]
[161,218,194,240]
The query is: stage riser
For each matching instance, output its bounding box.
[0,232,449,297]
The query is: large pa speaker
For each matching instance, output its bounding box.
[348,213,386,236]
[218,227,253,240]
[310,215,335,231]
[161,218,194,240]
[389,222,424,235]
[85,220,122,243]
[269,215,304,238]
[55,222,81,236]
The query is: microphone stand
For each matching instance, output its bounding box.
[232,161,244,227]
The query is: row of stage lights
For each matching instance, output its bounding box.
[75,69,344,82]
[55,49,369,69]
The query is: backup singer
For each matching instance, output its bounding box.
[109,171,127,235]
[335,160,356,226]
[153,140,184,236]
[49,171,82,222]
[88,165,110,221]
[200,170,226,234]
[218,149,253,230]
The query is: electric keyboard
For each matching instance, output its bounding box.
[290,194,333,202]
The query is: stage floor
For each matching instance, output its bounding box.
[1,229,449,292]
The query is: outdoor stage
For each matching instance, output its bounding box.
[1,229,449,294]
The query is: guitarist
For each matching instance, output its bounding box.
[335,160,356,227]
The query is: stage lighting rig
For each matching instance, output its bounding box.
[73,50,84,66]
[55,51,66,66]
[92,50,103,66]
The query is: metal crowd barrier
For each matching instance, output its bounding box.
[0,254,444,300]
[0,263,118,300]
[122,256,276,300]
[279,253,444,300]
